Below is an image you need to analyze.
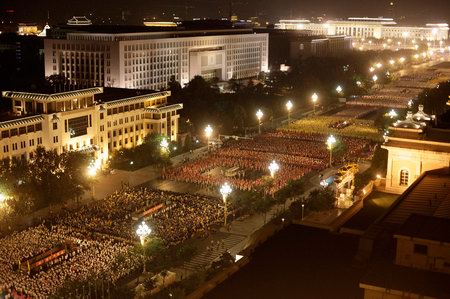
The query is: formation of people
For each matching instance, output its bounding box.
[163,130,373,195]
[0,187,224,298]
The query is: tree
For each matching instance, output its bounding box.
[307,188,336,211]
[168,75,182,103]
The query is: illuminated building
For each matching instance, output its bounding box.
[0,87,182,166]
[382,107,450,194]
[276,17,449,41]
[44,27,268,89]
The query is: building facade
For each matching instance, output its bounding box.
[276,17,449,41]
[395,215,450,274]
[0,87,182,167]
[44,29,269,90]
[382,108,450,194]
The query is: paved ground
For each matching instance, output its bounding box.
[204,225,365,299]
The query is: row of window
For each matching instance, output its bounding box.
[1,123,42,139]
[3,137,42,153]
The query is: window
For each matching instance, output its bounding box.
[68,116,89,138]
[414,244,428,255]
[400,169,409,186]
[53,136,59,143]
[53,122,58,130]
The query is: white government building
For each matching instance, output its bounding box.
[276,17,449,41]
[0,87,182,167]
[44,28,269,90]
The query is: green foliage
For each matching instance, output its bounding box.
[306,188,336,211]
[0,147,91,214]
[110,133,170,170]
[274,178,305,202]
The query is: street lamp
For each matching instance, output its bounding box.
[160,138,169,153]
[326,135,336,167]
[0,193,6,204]
[399,57,406,63]
[87,165,97,199]
[204,124,213,147]
[336,85,343,95]
[388,109,398,118]
[311,93,318,114]
[136,221,152,273]
[256,109,263,134]
[220,182,232,226]
[375,63,382,69]
[301,203,305,220]
[372,74,378,83]
[369,67,375,73]
[286,100,293,124]
[268,160,280,178]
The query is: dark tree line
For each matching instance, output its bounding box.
[0,147,92,216]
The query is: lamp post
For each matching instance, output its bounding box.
[136,221,151,274]
[372,74,378,89]
[87,165,97,199]
[0,193,6,204]
[256,109,263,134]
[301,203,305,220]
[286,100,293,124]
[388,109,398,118]
[336,85,343,95]
[220,182,232,226]
[326,135,336,167]
[268,160,280,179]
[160,138,169,154]
[311,93,318,115]
[204,124,213,148]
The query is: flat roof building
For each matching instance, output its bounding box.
[276,17,449,41]
[44,26,268,89]
[0,87,182,167]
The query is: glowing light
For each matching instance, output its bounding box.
[136,221,151,245]
[336,85,343,94]
[286,100,293,111]
[204,124,213,139]
[256,109,263,121]
[268,160,280,178]
[220,182,232,202]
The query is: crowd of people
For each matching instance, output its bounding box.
[163,131,374,195]
[0,224,141,298]
[0,187,224,298]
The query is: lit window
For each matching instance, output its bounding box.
[400,169,409,186]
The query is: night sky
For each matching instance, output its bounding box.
[2,0,450,25]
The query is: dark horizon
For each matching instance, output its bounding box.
[1,0,450,26]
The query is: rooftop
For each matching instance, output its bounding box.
[360,262,450,297]
[47,24,259,41]
[2,87,103,102]
[94,88,158,103]
[363,171,450,241]
[395,214,450,243]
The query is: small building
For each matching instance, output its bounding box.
[382,107,450,194]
